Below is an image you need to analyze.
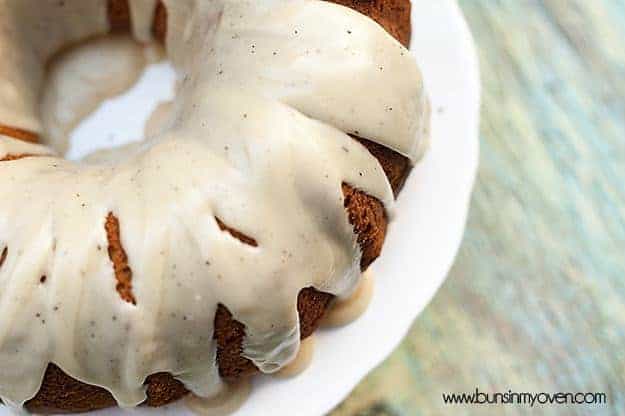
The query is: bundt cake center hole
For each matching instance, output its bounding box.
[39,34,176,161]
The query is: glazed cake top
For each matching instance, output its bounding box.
[0,0,429,409]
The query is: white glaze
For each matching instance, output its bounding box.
[0,0,429,410]
[0,0,110,133]
[40,35,155,155]
[274,335,315,379]
[321,269,375,328]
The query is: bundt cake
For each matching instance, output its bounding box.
[0,0,430,413]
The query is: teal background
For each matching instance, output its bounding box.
[331,1,625,414]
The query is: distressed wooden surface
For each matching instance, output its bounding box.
[331,0,625,414]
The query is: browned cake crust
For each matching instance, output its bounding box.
[0,124,39,142]
[329,0,411,48]
[0,154,37,162]
[0,0,413,412]
[107,0,131,32]
[105,213,138,305]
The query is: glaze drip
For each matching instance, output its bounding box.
[321,269,375,328]
[185,380,251,416]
